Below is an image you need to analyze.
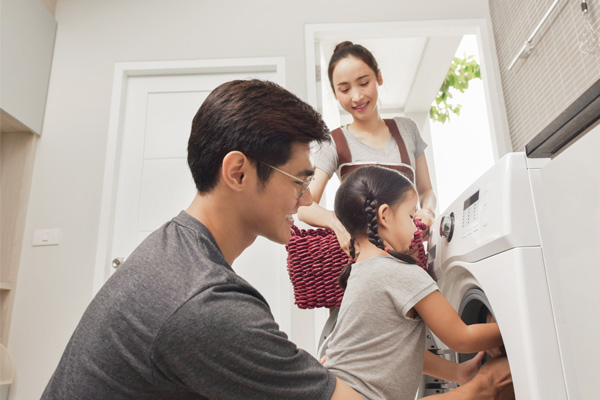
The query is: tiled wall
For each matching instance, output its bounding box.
[489,0,600,151]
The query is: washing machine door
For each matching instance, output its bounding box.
[420,287,513,398]
[435,248,568,400]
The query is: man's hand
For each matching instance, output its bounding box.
[455,351,485,385]
[478,357,513,399]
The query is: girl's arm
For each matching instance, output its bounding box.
[297,168,351,252]
[414,290,503,354]
[423,349,485,385]
[423,357,512,400]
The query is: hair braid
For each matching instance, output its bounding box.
[364,197,418,265]
[338,238,357,290]
[365,198,385,250]
[334,166,419,273]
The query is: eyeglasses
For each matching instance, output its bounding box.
[260,162,314,200]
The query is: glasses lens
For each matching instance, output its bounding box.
[298,176,313,199]
[258,161,312,200]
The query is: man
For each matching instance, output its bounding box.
[43,80,510,399]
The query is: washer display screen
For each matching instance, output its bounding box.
[463,190,480,210]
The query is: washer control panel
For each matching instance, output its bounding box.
[462,190,479,227]
[461,183,489,239]
[428,153,542,272]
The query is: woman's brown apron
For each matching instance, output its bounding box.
[330,119,415,183]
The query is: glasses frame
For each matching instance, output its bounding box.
[259,161,314,200]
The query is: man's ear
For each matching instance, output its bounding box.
[377,203,391,228]
[221,151,251,192]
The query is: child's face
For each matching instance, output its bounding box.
[385,190,418,253]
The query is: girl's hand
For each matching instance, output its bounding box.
[455,351,485,385]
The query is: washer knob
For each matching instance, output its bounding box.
[440,212,455,242]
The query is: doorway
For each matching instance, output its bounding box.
[94,57,295,334]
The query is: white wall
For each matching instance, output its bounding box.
[8,1,492,398]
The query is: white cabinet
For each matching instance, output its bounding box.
[1,0,56,135]
[0,0,56,346]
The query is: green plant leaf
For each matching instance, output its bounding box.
[430,54,481,124]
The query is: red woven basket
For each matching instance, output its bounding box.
[285,226,348,309]
[411,219,429,271]
[285,222,429,309]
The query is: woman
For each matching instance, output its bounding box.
[298,41,437,252]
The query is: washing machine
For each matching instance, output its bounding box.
[426,152,568,399]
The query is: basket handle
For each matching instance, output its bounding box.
[291,225,302,236]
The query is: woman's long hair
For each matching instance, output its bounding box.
[335,166,417,289]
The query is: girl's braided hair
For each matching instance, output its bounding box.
[335,166,417,289]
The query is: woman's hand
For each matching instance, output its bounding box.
[454,351,485,385]
[331,212,352,255]
[414,209,434,241]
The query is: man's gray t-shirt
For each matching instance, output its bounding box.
[42,211,336,399]
[313,117,427,180]
[324,256,438,400]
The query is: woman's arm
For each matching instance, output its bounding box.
[414,291,503,354]
[414,154,437,232]
[297,168,351,252]
[297,168,334,228]
[415,153,437,240]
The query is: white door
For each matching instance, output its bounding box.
[106,65,292,333]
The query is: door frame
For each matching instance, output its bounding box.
[304,19,512,160]
[93,57,286,294]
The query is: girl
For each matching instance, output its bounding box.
[298,41,437,251]
[323,166,503,400]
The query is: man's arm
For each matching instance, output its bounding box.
[330,377,364,400]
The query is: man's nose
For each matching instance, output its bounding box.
[299,187,313,206]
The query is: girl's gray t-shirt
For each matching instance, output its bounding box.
[324,256,438,400]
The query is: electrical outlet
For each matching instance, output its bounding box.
[33,229,61,246]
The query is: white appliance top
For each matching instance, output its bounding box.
[428,152,546,276]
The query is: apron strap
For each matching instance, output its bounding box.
[384,119,411,166]
[331,127,351,167]
[333,120,415,183]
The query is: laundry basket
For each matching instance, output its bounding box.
[285,220,429,309]
[285,226,348,309]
